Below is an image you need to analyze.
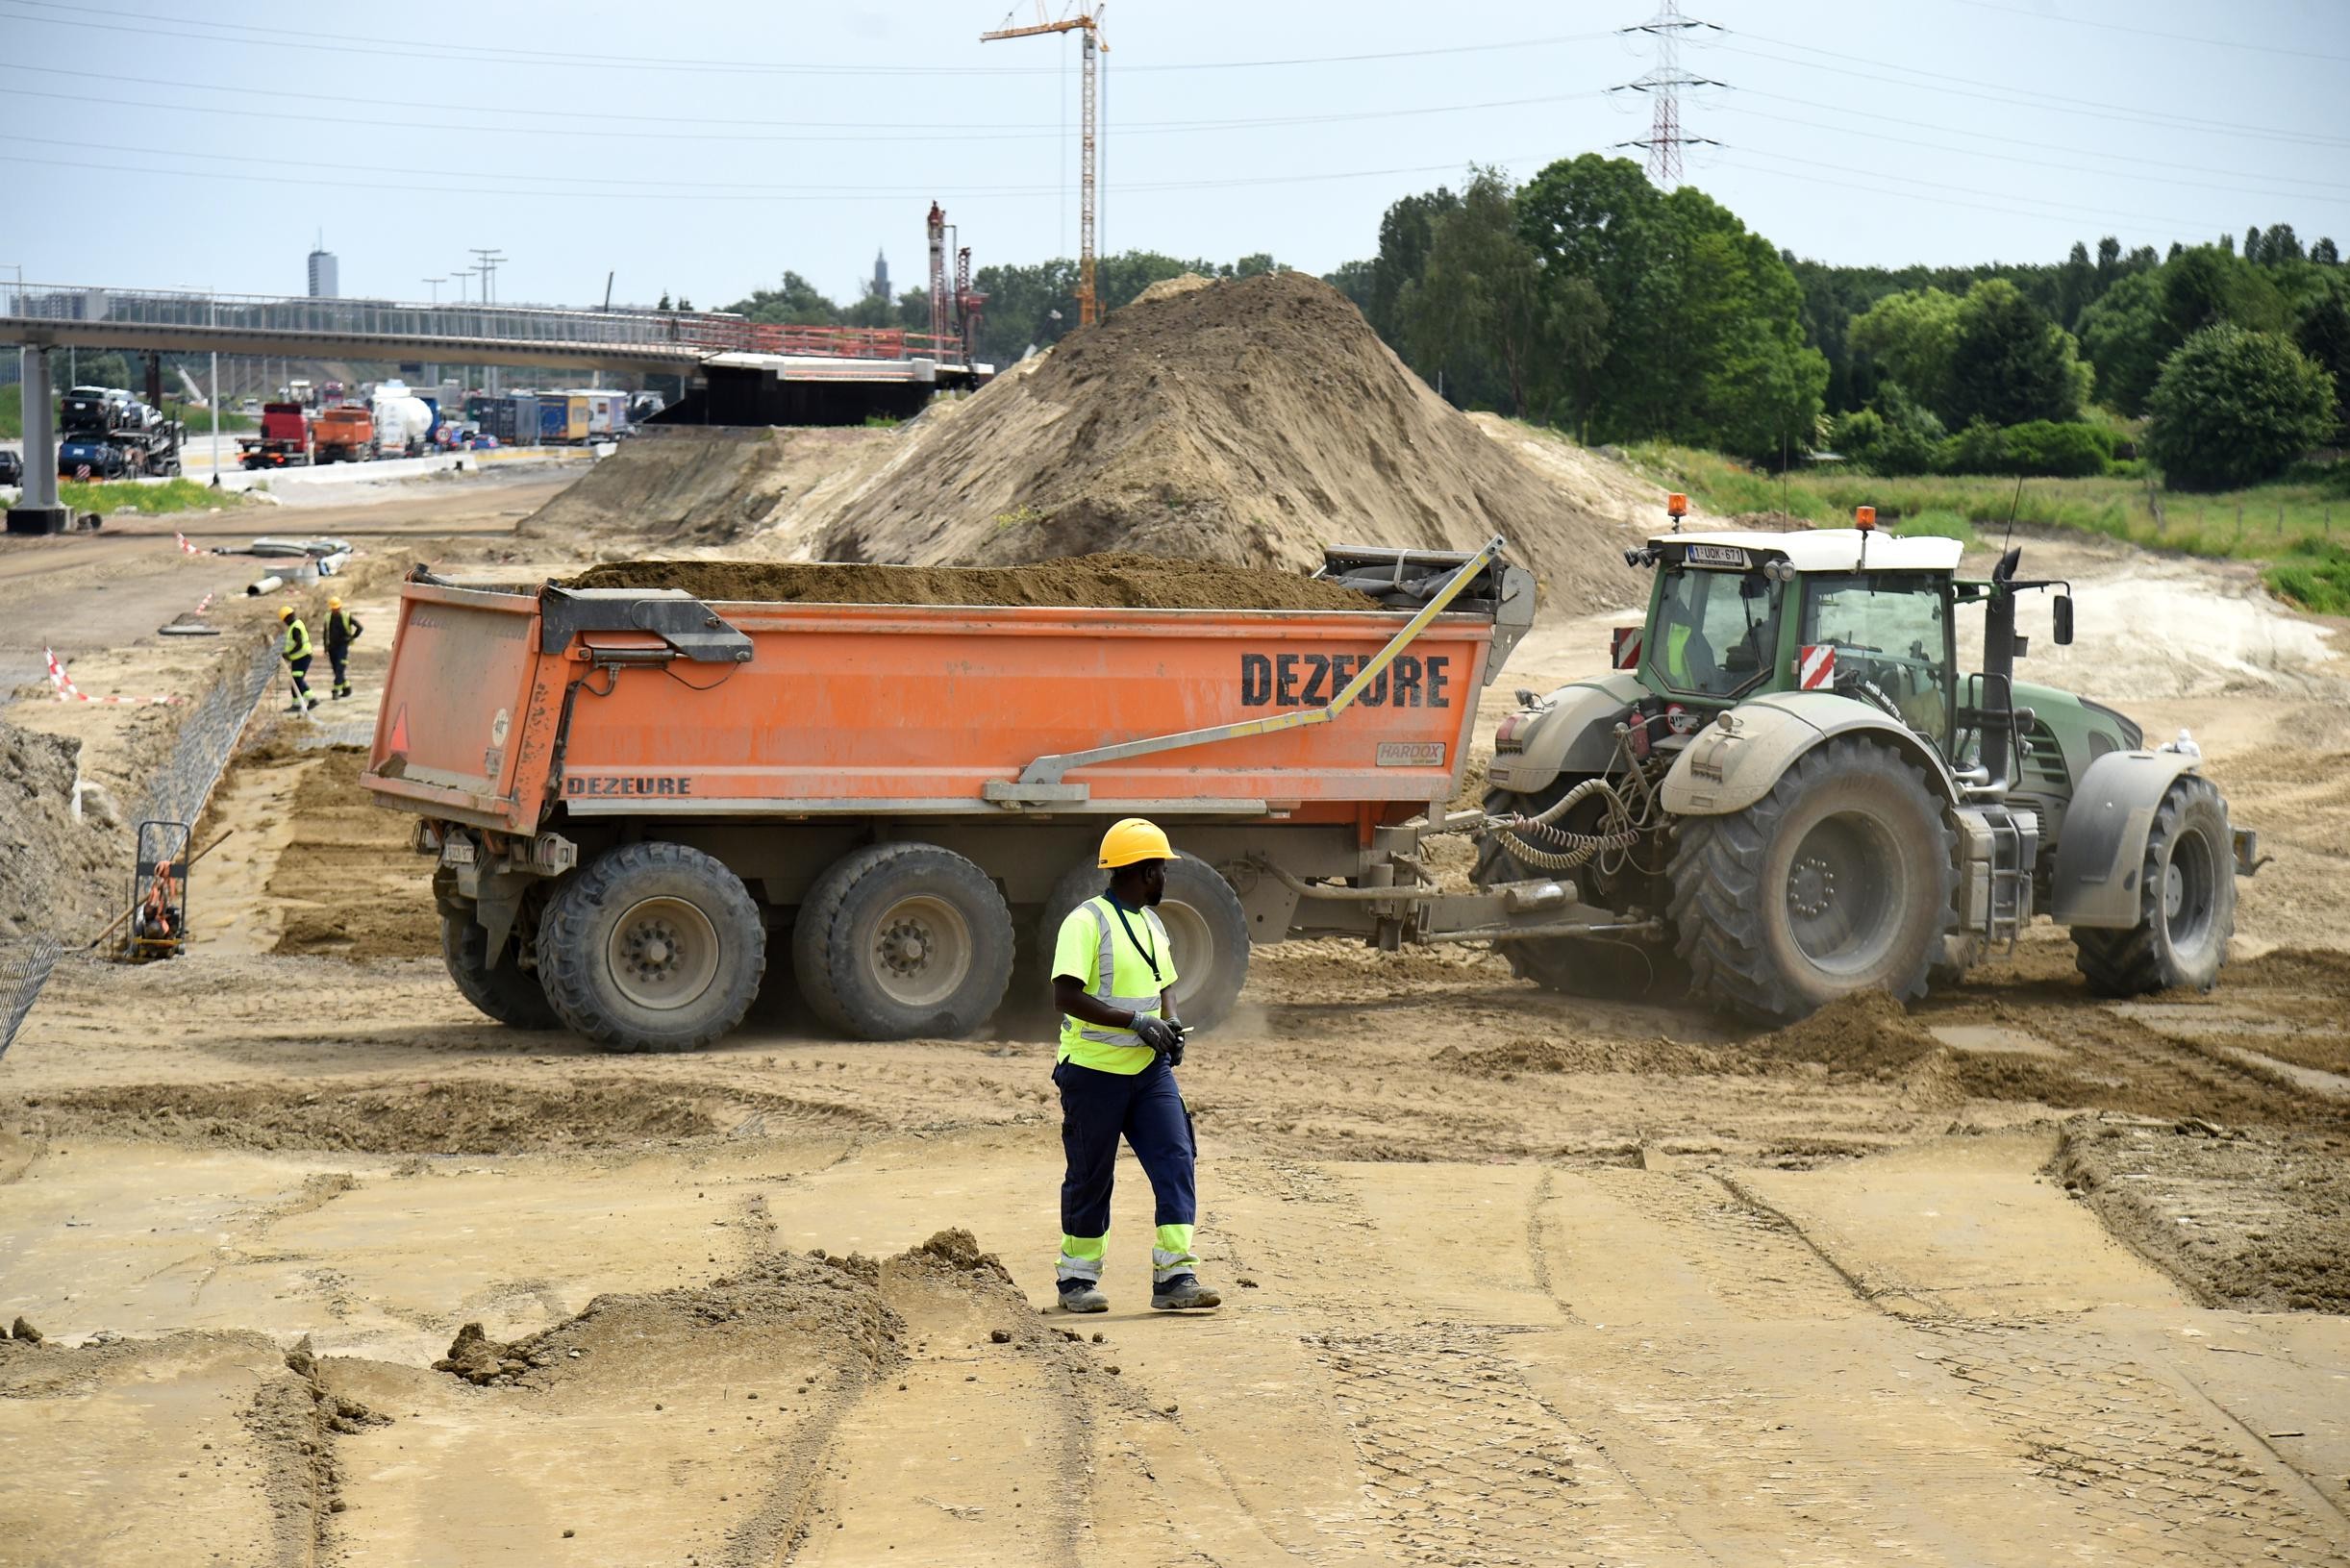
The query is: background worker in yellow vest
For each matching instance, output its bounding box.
[278,606,319,712]
[1049,818,1220,1314]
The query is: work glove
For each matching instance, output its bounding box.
[1132,1014,1184,1060]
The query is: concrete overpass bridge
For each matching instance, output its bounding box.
[6,282,988,532]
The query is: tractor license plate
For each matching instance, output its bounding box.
[1684,544,1749,568]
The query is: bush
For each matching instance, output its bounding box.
[2002,420,2114,478]
[1939,418,2008,474]
[1891,508,1977,545]
[2144,325,2336,491]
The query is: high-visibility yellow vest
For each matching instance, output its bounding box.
[282,617,312,660]
[1053,894,1179,1074]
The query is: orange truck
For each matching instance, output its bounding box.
[312,405,374,463]
[362,541,1602,1052]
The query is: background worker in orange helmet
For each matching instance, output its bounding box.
[323,595,364,700]
[1047,817,1220,1315]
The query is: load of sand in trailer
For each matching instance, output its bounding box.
[770,270,1646,614]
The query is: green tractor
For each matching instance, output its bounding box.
[1478,503,2261,1021]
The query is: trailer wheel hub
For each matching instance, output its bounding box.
[870,896,972,1008]
[608,897,720,1011]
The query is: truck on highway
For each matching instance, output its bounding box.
[238,402,313,469]
[362,543,1553,1052]
[312,405,374,463]
[371,393,435,458]
[538,394,590,444]
[58,386,183,479]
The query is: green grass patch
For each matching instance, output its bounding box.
[2262,539,2350,615]
[1627,442,2350,564]
[1890,509,1977,546]
[56,478,245,514]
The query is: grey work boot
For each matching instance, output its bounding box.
[1058,1278,1109,1314]
[1150,1273,1222,1311]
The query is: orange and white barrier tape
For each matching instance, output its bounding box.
[45,647,181,706]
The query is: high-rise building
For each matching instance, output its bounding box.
[308,235,338,299]
[869,248,890,302]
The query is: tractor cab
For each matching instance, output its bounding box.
[1625,526,1968,748]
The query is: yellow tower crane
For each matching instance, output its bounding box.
[981,5,1109,328]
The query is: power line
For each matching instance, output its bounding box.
[0,82,1600,146]
[1724,89,2350,195]
[1718,30,2350,148]
[1944,0,2350,65]
[0,1,1608,77]
[1709,103,2350,209]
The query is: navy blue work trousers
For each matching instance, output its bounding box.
[1054,1056,1196,1238]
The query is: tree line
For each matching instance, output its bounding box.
[717,154,2347,493]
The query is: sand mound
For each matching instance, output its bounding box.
[1133,272,1214,305]
[1433,1033,1736,1077]
[0,718,115,942]
[564,551,1375,611]
[799,271,1646,613]
[435,1248,904,1388]
[522,427,900,547]
[1752,989,1943,1076]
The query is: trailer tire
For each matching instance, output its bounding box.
[1038,852,1251,1033]
[1667,736,1955,1023]
[794,843,1013,1041]
[2072,774,2235,997]
[537,841,765,1053]
[439,910,561,1031]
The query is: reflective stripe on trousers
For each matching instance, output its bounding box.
[1060,1225,1198,1285]
[1074,899,1165,1046]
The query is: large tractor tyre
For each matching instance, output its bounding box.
[794,843,1015,1041]
[1667,737,1957,1023]
[536,841,765,1053]
[2072,774,2235,997]
[438,909,562,1031]
[1475,784,1663,1000]
[1039,852,1251,1033]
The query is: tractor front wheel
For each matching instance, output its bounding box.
[2071,774,2234,996]
[1668,737,1956,1023]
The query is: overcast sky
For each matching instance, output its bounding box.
[4,0,2345,310]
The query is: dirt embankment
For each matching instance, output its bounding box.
[264,745,438,961]
[519,427,902,549]
[791,271,1646,613]
[564,551,1377,611]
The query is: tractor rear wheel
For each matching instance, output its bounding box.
[2072,774,2234,996]
[1668,737,1956,1023]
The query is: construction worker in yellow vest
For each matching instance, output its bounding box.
[279,606,319,712]
[1049,817,1220,1314]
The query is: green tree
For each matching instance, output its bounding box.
[727,271,839,326]
[1847,287,1962,419]
[1366,188,1460,344]
[2314,236,2341,266]
[1943,279,2091,427]
[1322,259,1376,316]
[2143,326,2335,489]
[1400,166,1553,416]
[2293,283,2350,441]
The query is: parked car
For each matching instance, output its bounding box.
[0,449,23,486]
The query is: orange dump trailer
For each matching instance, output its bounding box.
[363,542,1596,1052]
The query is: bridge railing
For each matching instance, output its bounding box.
[2,283,965,363]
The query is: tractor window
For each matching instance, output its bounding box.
[1801,572,1954,743]
[1648,566,1781,700]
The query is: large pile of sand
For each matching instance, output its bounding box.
[799,271,1646,613]
[564,552,1376,611]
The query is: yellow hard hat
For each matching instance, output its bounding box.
[1097,817,1173,869]
[328,596,343,610]
[279,606,296,621]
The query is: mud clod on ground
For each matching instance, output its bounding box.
[564,551,1377,612]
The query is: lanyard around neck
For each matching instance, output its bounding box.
[1110,901,1162,984]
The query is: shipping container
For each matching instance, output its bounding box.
[537,394,589,444]
[569,389,627,438]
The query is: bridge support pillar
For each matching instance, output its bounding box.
[6,345,69,535]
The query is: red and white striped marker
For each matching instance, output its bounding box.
[44,647,182,706]
[174,532,205,556]
[193,592,214,616]
[1797,644,1838,691]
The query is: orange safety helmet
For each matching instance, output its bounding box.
[279,606,296,621]
[1097,817,1174,869]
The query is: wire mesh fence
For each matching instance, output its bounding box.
[0,937,65,1060]
[138,637,281,829]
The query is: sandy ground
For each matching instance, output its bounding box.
[4,477,2350,1566]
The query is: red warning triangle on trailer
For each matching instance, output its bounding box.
[387,703,410,755]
